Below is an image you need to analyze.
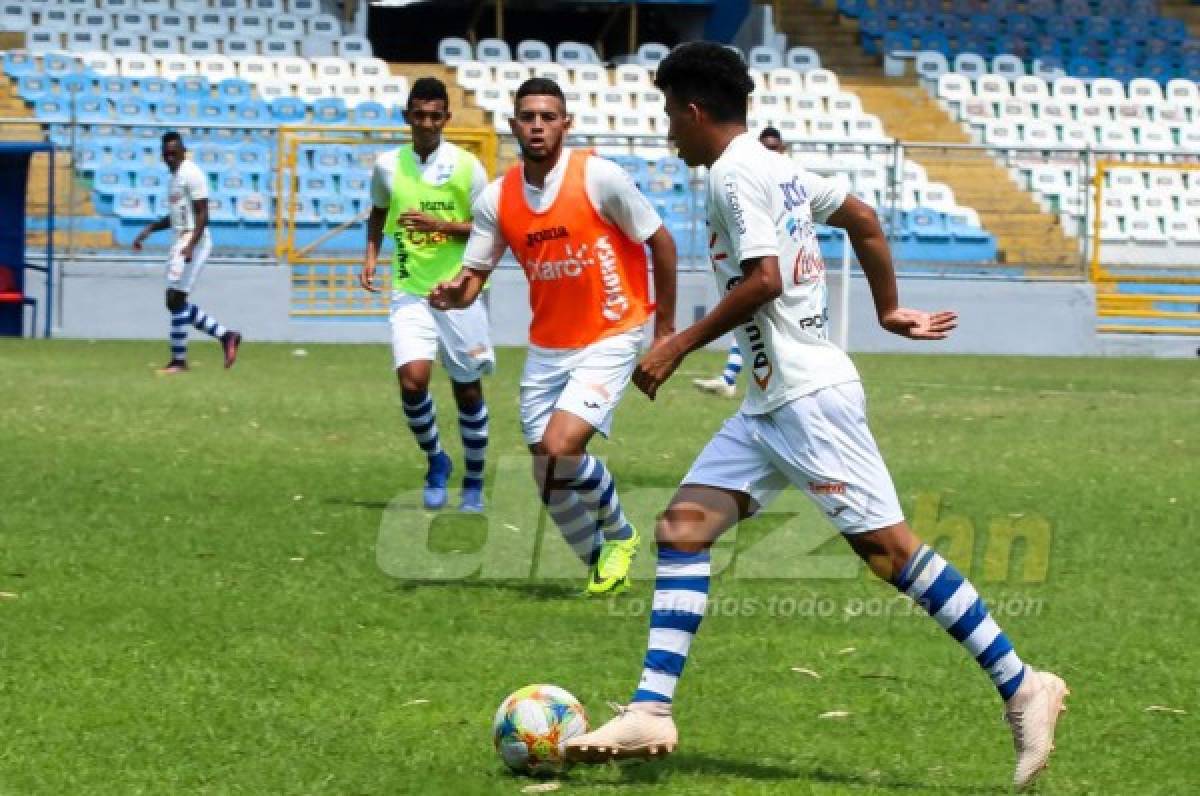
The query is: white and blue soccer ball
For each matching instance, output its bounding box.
[492,684,589,774]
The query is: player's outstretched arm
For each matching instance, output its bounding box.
[633,255,782,400]
[360,206,388,292]
[132,215,170,251]
[646,225,678,342]
[428,267,490,310]
[827,196,958,341]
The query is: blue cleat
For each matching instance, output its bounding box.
[459,482,485,513]
[423,451,453,510]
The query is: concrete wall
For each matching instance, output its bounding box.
[33,259,1103,356]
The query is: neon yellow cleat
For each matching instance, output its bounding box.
[586,527,640,596]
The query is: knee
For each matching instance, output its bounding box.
[538,431,582,460]
[654,509,708,555]
[453,380,483,409]
[397,370,427,396]
[165,289,188,313]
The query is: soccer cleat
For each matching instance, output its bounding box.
[1005,668,1070,791]
[586,527,640,596]
[459,483,485,513]
[221,331,242,369]
[692,377,736,399]
[564,701,678,763]
[156,360,189,374]
[422,451,453,510]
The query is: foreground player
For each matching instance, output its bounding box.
[566,43,1067,790]
[360,77,494,512]
[691,126,785,399]
[430,78,678,595]
[133,132,241,374]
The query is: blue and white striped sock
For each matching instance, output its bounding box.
[187,303,227,339]
[633,547,711,703]
[722,344,743,387]
[402,393,443,458]
[169,308,189,362]
[458,401,489,490]
[895,544,1027,700]
[542,489,601,564]
[565,455,633,542]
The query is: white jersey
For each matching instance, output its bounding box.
[707,132,860,415]
[167,159,210,240]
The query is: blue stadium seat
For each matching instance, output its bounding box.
[1154,17,1188,43]
[175,76,212,101]
[318,197,357,225]
[236,192,272,226]
[114,97,154,123]
[311,144,349,173]
[311,97,348,125]
[91,165,133,215]
[2,50,37,78]
[217,78,253,102]
[236,142,272,173]
[154,99,190,124]
[299,173,337,202]
[114,190,158,222]
[196,98,230,123]
[269,96,307,123]
[1003,14,1038,37]
[96,76,128,96]
[31,97,70,124]
[42,53,77,80]
[340,173,371,200]
[218,172,254,195]
[907,208,952,244]
[1066,56,1103,79]
[232,99,270,126]
[206,194,238,224]
[351,102,387,125]
[135,168,166,196]
[15,75,52,102]
[73,96,113,125]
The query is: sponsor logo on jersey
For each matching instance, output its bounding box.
[526,236,630,323]
[420,199,456,212]
[723,174,746,234]
[797,309,829,330]
[792,245,826,284]
[526,225,570,247]
[808,481,847,495]
[780,176,809,214]
[725,274,773,390]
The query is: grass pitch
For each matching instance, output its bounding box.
[1,340,1197,794]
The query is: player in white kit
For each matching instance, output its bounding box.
[133,132,241,374]
[566,43,1068,792]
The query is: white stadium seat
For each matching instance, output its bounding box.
[614,64,653,91]
[495,62,531,92]
[803,68,839,97]
[437,37,472,65]
[338,35,372,59]
[270,17,304,38]
[198,54,237,83]
[915,51,949,82]
[747,45,783,71]
[238,55,277,84]
[991,54,1024,80]
[261,37,297,57]
[952,53,987,80]
[301,37,337,58]
[193,12,228,36]
[571,64,609,93]
[455,61,492,92]
[222,36,259,58]
[556,41,599,66]
[1013,76,1049,102]
[158,54,197,81]
[79,51,119,76]
[352,57,390,85]
[313,56,352,83]
[117,53,156,79]
[785,46,820,74]
[636,42,669,68]
[516,39,552,64]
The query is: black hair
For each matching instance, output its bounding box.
[407,76,450,108]
[161,131,184,149]
[759,126,782,140]
[653,41,754,124]
[514,77,567,112]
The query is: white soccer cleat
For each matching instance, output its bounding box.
[692,377,736,399]
[1004,668,1070,791]
[564,701,678,763]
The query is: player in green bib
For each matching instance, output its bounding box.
[360,77,495,512]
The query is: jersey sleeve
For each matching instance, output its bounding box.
[461,179,508,270]
[712,158,776,263]
[467,156,489,206]
[370,152,391,209]
[587,157,662,243]
[799,169,848,225]
[186,163,209,202]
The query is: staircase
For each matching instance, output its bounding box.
[388,63,486,128]
[844,77,1082,271]
[773,1,880,75]
[1,77,115,249]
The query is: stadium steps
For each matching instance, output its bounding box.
[1,76,116,249]
[775,0,883,75]
[387,63,487,127]
[842,79,1081,271]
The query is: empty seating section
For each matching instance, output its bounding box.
[842,0,1197,82]
[932,64,1200,262]
[5,0,353,59]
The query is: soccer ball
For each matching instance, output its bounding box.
[492,684,588,774]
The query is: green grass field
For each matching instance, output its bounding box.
[2,340,1197,795]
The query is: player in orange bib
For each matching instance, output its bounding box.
[430,77,678,595]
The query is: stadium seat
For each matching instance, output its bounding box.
[455,61,491,93]
[785,46,821,74]
[556,41,599,67]
[636,42,669,68]
[952,53,987,80]
[289,0,320,18]
[118,54,157,80]
[301,37,338,59]
[313,57,352,83]
[351,101,387,124]
[222,37,258,59]
[233,98,270,126]
[183,36,218,57]
[915,51,949,82]
[338,36,372,59]
[437,37,473,65]
[748,46,783,71]
[269,96,306,122]
[614,64,653,92]
[237,56,276,84]
[217,77,253,102]
[298,81,332,102]
[276,56,314,86]
[352,57,390,85]
[158,55,197,81]
[193,12,228,36]
[261,37,298,58]
[156,11,188,38]
[374,77,410,107]
[496,63,531,92]
[311,97,348,125]
[0,3,29,32]
[270,16,303,39]
[517,39,553,64]
[572,64,609,93]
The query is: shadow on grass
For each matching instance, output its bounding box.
[387,578,582,600]
[323,497,402,510]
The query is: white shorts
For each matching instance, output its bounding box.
[165,233,213,292]
[520,328,643,445]
[682,381,905,535]
[389,292,495,383]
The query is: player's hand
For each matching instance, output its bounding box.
[132,234,145,251]
[633,335,687,400]
[360,262,379,293]
[181,243,195,263]
[428,275,467,311]
[880,307,958,340]
[399,211,443,234]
